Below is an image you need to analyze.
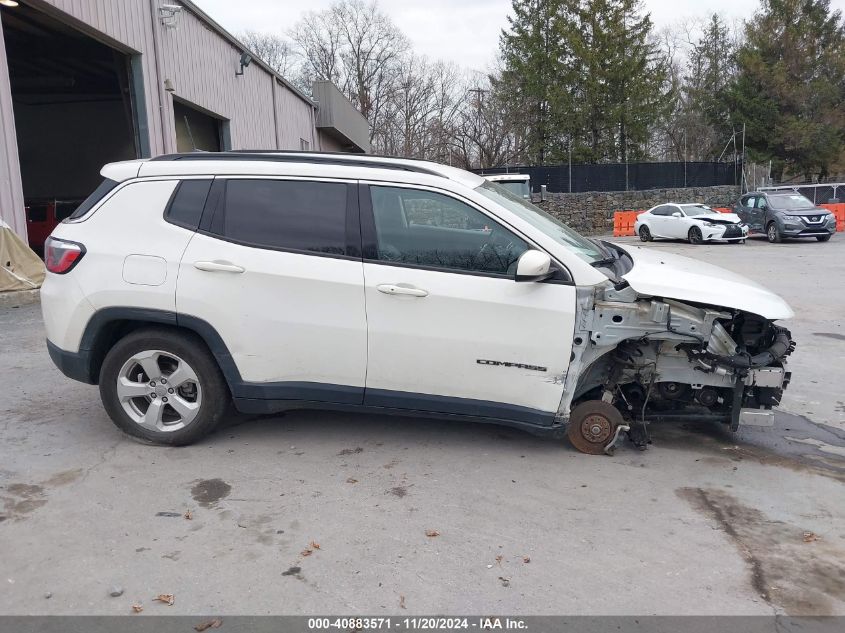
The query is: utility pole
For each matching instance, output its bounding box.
[741,122,746,190]
[568,136,573,193]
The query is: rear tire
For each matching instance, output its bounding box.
[767,223,782,243]
[639,225,653,242]
[816,234,832,242]
[99,328,230,446]
[688,226,703,245]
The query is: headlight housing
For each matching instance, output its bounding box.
[703,221,717,227]
[783,215,800,220]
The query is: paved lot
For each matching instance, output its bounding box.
[1,235,844,616]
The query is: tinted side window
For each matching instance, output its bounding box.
[652,205,670,216]
[221,179,347,255]
[369,186,529,275]
[742,196,756,207]
[756,197,769,209]
[166,179,212,229]
[68,179,119,220]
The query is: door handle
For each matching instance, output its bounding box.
[376,283,428,298]
[194,260,245,273]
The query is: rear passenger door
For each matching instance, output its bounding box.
[176,177,367,404]
[736,195,757,229]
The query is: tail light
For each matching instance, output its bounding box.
[44,236,86,274]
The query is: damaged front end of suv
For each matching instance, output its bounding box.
[560,245,795,455]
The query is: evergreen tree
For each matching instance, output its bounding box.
[499,0,578,164]
[572,0,670,163]
[684,14,737,158]
[729,0,845,180]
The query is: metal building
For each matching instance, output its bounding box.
[0,0,370,247]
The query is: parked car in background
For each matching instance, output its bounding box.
[733,191,836,243]
[635,203,748,245]
[41,152,794,455]
[482,174,531,198]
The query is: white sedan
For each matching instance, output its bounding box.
[635,203,749,245]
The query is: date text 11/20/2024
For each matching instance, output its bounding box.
[307,617,528,630]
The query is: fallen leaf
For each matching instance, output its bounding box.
[399,594,406,609]
[495,554,503,566]
[194,618,223,631]
[309,540,321,550]
[425,529,440,537]
[523,556,531,564]
[301,549,313,557]
[131,604,143,614]
[153,593,175,606]
[184,510,193,520]
[803,531,820,543]
[346,477,358,484]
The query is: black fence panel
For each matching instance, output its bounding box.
[475,161,740,193]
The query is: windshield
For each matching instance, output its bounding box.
[769,194,814,210]
[476,181,606,264]
[681,204,718,217]
[498,181,531,199]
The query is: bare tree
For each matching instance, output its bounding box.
[238,30,296,78]
[291,0,410,143]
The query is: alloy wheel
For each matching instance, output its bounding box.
[116,350,202,432]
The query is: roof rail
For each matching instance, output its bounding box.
[149,151,445,177]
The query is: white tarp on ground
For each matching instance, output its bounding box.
[0,218,45,292]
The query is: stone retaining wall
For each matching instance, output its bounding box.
[532,185,741,235]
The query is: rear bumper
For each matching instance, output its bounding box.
[47,339,96,384]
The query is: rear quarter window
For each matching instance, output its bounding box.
[67,179,119,220]
[165,179,213,230]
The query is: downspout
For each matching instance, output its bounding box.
[271,77,279,150]
[148,0,169,154]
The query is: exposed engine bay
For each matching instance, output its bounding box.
[560,282,795,454]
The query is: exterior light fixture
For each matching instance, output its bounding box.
[0,1,21,8]
[235,52,252,76]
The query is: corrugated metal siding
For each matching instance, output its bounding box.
[274,82,316,150]
[0,11,25,237]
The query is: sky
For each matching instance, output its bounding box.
[195,0,773,73]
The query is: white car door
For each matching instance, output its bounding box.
[176,177,367,404]
[646,206,670,237]
[662,205,688,239]
[360,184,576,425]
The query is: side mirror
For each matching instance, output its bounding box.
[672,211,682,218]
[515,249,553,282]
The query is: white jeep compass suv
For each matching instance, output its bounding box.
[42,152,795,453]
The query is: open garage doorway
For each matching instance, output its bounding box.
[173,98,228,153]
[1,2,141,253]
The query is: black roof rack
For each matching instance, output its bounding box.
[149,151,445,177]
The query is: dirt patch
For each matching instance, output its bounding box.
[1,483,47,521]
[190,479,232,508]
[387,486,408,498]
[42,468,83,487]
[678,487,845,615]
[337,447,363,456]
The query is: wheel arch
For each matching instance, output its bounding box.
[77,308,241,392]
